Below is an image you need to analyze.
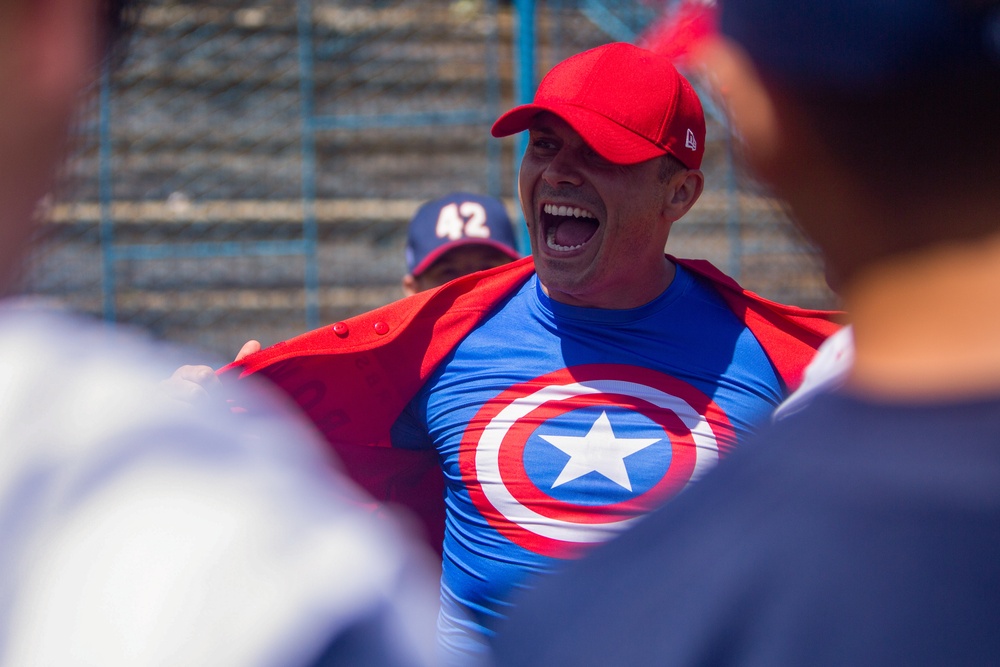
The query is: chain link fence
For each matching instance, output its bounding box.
[22,0,833,364]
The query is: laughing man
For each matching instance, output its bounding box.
[219,42,839,662]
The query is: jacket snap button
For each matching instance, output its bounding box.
[373,321,390,335]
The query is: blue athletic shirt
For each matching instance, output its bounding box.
[391,265,784,659]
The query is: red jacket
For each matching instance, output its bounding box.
[220,256,842,551]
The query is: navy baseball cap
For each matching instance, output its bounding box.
[719,0,1000,89]
[405,192,521,277]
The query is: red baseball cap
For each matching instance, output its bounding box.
[491,42,706,169]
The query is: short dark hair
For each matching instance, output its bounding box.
[657,154,687,183]
[790,60,1000,199]
[725,0,1000,204]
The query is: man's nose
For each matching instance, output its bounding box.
[542,147,584,187]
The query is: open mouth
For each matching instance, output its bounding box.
[541,204,599,252]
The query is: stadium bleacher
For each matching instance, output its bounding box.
[25,0,832,362]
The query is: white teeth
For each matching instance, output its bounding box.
[542,204,595,219]
[541,204,597,251]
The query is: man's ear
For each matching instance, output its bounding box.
[695,36,783,184]
[695,35,874,287]
[668,168,704,218]
[402,274,419,297]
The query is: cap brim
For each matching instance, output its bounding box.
[411,239,521,277]
[491,102,668,165]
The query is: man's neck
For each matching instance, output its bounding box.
[540,256,676,310]
[845,229,1000,400]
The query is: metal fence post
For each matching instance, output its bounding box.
[297,0,321,330]
[513,0,536,255]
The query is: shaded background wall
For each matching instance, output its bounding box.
[21,0,833,365]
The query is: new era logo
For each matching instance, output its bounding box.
[685,128,697,151]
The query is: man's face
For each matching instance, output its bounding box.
[407,244,515,293]
[518,113,675,309]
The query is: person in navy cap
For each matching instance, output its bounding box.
[492,1,1000,665]
[402,192,521,295]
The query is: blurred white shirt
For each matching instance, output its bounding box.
[772,325,854,421]
[0,303,440,667]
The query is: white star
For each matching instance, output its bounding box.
[540,411,661,492]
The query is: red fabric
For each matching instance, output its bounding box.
[219,256,842,553]
[676,257,841,390]
[490,43,706,169]
[639,0,719,65]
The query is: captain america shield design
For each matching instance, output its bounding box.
[459,364,735,558]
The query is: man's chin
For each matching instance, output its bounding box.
[534,262,599,304]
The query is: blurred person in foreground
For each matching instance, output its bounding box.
[0,1,439,665]
[492,1,1000,665]
[207,41,840,662]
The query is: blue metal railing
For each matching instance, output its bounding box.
[92,0,750,329]
[578,0,655,43]
[97,1,506,331]
[295,0,505,325]
[513,0,536,255]
[297,0,322,329]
